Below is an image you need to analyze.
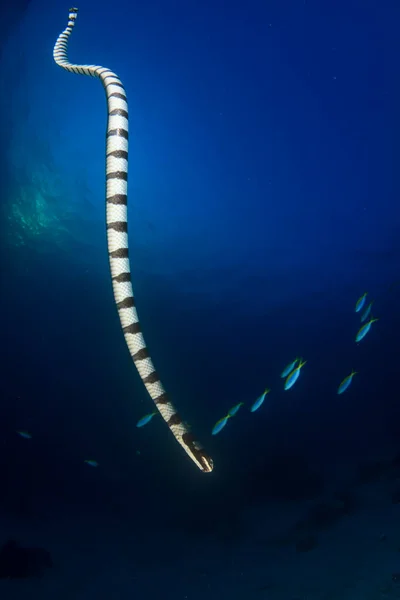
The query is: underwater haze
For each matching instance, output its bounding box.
[1,0,400,598]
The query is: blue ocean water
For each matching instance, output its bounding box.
[1,0,400,597]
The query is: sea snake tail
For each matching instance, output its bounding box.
[53,7,213,473]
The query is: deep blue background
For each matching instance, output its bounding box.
[0,0,399,546]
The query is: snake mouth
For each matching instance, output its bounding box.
[201,456,214,473]
[182,433,214,473]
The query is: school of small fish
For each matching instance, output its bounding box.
[207,291,379,435]
[132,291,380,441]
[14,291,380,465]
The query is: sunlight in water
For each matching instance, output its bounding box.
[7,164,70,248]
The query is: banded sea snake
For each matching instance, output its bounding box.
[53,8,213,473]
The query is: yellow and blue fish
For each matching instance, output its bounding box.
[16,430,32,439]
[360,301,373,323]
[355,293,367,313]
[250,388,270,413]
[136,412,157,428]
[227,402,244,417]
[356,317,378,343]
[284,359,307,391]
[211,414,231,435]
[212,414,231,435]
[213,402,245,435]
[337,370,357,395]
[84,459,99,467]
[280,359,299,379]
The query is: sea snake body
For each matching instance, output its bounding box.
[53,7,213,473]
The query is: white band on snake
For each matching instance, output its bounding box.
[53,7,213,473]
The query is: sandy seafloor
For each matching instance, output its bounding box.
[1,468,400,600]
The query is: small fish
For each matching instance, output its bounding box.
[16,430,31,439]
[355,292,367,313]
[212,415,231,435]
[280,359,299,379]
[284,359,307,391]
[360,301,373,322]
[84,459,98,467]
[136,412,157,428]
[355,317,379,343]
[227,402,244,417]
[337,370,358,395]
[250,388,270,413]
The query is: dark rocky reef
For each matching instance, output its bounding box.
[0,539,53,579]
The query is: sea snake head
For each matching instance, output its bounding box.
[182,433,214,473]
